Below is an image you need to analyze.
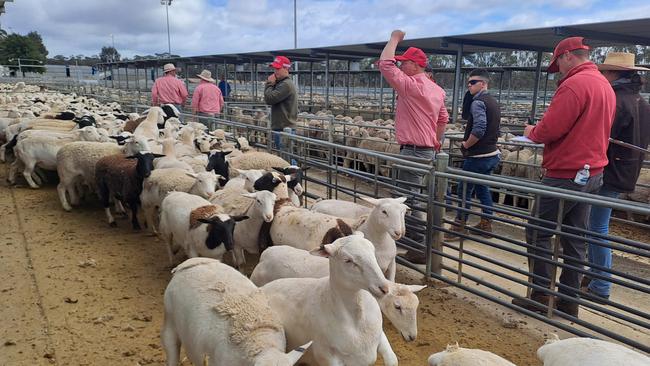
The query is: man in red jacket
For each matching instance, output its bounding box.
[512,37,616,317]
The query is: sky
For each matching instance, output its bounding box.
[1,0,649,58]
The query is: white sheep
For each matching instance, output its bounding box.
[140,168,221,234]
[210,188,277,269]
[261,234,397,366]
[154,138,193,171]
[311,198,372,218]
[276,196,409,281]
[536,337,650,366]
[250,244,425,342]
[159,191,248,263]
[161,257,312,366]
[9,126,104,188]
[428,343,516,366]
[133,106,163,140]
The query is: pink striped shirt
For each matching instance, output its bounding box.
[151,74,188,106]
[191,81,224,114]
[378,60,449,148]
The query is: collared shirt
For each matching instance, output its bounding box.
[469,89,488,139]
[378,59,449,148]
[191,81,224,114]
[151,74,188,106]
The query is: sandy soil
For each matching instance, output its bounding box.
[0,163,547,366]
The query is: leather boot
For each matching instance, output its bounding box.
[444,219,466,241]
[556,299,579,317]
[472,218,493,238]
[511,292,552,314]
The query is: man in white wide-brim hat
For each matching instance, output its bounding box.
[583,52,650,303]
[151,62,188,113]
[191,69,224,129]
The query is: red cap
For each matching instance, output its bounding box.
[394,47,428,68]
[270,56,292,69]
[547,37,590,73]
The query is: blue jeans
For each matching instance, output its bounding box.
[587,187,620,297]
[455,154,500,221]
[273,128,296,165]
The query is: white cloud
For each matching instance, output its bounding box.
[1,0,647,58]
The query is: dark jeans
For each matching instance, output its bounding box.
[527,174,603,298]
[272,128,296,165]
[397,146,435,243]
[455,154,501,221]
[197,112,217,130]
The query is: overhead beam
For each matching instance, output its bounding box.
[555,26,650,46]
[364,43,459,56]
[443,37,553,52]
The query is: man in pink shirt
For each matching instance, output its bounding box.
[379,29,449,248]
[151,63,188,114]
[191,69,224,129]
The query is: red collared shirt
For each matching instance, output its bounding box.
[151,74,188,106]
[378,59,449,148]
[191,81,224,114]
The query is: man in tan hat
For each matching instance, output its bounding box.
[191,69,224,128]
[513,37,616,317]
[151,63,188,112]
[583,52,650,302]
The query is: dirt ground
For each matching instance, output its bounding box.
[0,163,549,366]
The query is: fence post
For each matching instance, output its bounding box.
[327,116,335,199]
[428,152,449,277]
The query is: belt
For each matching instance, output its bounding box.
[400,144,434,150]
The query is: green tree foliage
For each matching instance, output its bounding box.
[100,46,121,62]
[0,31,48,75]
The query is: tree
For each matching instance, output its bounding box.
[100,46,120,62]
[0,32,48,75]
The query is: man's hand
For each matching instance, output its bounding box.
[391,30,405,43]
[524,124,535,137]
[267,74,277,84]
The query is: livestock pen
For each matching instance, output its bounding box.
[113,99,650,354]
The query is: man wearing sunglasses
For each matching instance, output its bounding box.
[446,69,501,240]
[512,37,616,317]
[378,30,449,247]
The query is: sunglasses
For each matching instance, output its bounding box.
[467,79,484,85]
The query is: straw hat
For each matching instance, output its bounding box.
[163,63,176,73]
[598,52,649,71]
[197,69,215,83]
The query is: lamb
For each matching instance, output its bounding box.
[268,199,354,250]
[250,244,425,342]
[536,336,649,366]
[159,192,248,263]
[9,126,104,188]
[133,106,163,140]
[212,189,277,269]
[428,343,516,366]
[161,257,312,366]
[140,168,220,234]
[261,234,397,366]
[154,138,193,171]
[274,196,409,281]
[228,151,290,173]
[95,151,165,229]
[310,198,372,218]
[56,136,152,212]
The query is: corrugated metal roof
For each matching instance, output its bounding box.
[99,18,650,68]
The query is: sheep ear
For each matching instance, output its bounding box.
[231,215,249,222]
[125,155,137,159]
[185,172,198,179]
[241,193,256,199]
[310,244,333,258]
[272,166,288,174]
[197,218,212,224]
[359,195,380,206]
[394,196,408,204]
[406,284,426,293]
[153,153,166,158]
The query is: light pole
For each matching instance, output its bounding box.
[110,34,115,62]
[161,0,172,56]
[293,0,299,92]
